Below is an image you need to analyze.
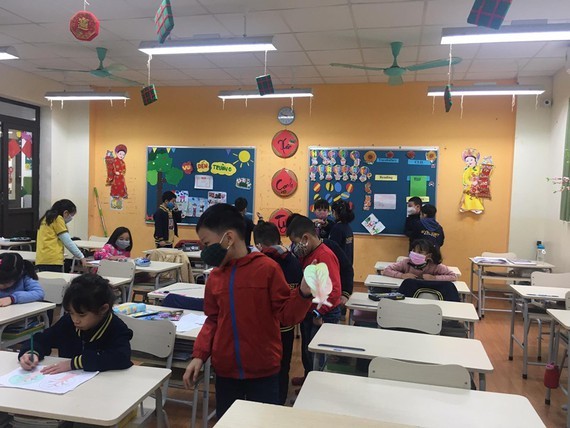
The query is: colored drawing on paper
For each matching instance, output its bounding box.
[0,366,99,395]
[236,178,252,190]
[374,194,397,210]
[232,150,253,167]
[110,197,123,211]
[208,191,227,206]
[186,197,208,217]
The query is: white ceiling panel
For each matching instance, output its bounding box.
[306,49,362,65]
[418,44,479,62]
[506,0,570,22]
[99,18,157,41]
[296,30,358,51]
[280,5,353,32]
[181,68,233,79]
[0,8,32,25]
[468,59,522,72]
[324,76,369,83]
[316,64,366,77]
[215,11,291,35]
[155,55,216,69]
[477,42,545,59]
[352,2,424,29]
[255,51,311,66]
[268,65,320,79]
[358,27,422,48]
[207,52,263,68]
[424,0,472,26]
[362,46,418,64]
[522,57,566,72]
[168,15,233,38]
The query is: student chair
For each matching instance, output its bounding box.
[38,277,68,320]
[88,235,108,242]
[98,259,136,302]
[117,314,175,427]
[368,356,471,390]
[377,298,442,335]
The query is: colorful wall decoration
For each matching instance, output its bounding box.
[459,148,494,215]
[271,168,298,197]
[307,146,438,235]
[105,144,128,211]
[268,208,293,235]
[145,146,255,225]
[271,130,299,158]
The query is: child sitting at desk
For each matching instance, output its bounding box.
[18,274,133,373]
[383,239,457,281]
[93,227,133,261]
[0,252,44,307]
[182,203,313,418]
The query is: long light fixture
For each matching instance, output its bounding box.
[441,23,570,44]
[427,85,545,97]
[0,46,18,60]
[139,36,276,55]
[218,88,313,100]
[44,91,130,101]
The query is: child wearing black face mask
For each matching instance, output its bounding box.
[153,191,182,248]
[94,227,133,261]
[383,239,457,281]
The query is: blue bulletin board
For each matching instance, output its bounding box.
[307,146,438,235]
[146,146,255,225]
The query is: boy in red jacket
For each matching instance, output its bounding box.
[286,215,342,383]
[183,204,313,418]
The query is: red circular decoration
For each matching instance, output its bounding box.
[70,11,100,41]
[271,168,298,197]
[269,208,293,236]
[271,130,299,158]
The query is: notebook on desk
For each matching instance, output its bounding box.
[507,259,537,266]
[472,257,509,264]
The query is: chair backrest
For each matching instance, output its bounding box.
[368,356,471,389]
[566,291,570,310]
[377,297,442,334]
[117,313,176,360]
[398,279,460,302]
[98,259,136,280]
[38,278,68,305]
[531,271,570,289]
[89,235,108,242]
[396,255,407,262]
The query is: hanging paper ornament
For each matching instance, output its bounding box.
[155,0,174,44]
[69,11,100,41]
[141,84,158,106]
[8,139,21,159]
[444,84,453,112]
[256,74,274,95]
[268,208,293,235]
[467,0,512,30]
[272,130,299,158]
[271,168,298,197]
[21,140,32,159]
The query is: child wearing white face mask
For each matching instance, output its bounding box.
[94,227,133,261]
[383,239,457,281]
[404,196,423,251]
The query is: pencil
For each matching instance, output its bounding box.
[29,333,34,364]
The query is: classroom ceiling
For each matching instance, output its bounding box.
[0,0,569,89]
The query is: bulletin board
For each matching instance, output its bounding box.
[307,146,438,235]
[146,146,255,225]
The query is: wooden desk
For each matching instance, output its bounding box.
[508,284,570,378]
[545,308,570,421]
[375,260,462,277]
[470,258,554,318]
[346,292,479,338]
[364,274,470,296]
[0,250,36,263]
[217,399,410,428]
[0,302,55,349]
[295,371,546,428]
[0,240,34,251]
[0,350,170,427]
[308,323,493,390]
[147,282,205,302]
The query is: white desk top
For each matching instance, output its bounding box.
[0,240,35,248]
[145,304,204,340]
[469,257,555,269]
[309,323,493,372]
[547,309,570,330]
[217,400,411,428]
[147,282,205,300]
[184,250,202,260]
[375,261,462,277]
[0,302,55,325]
[364,274,470,295]
[295,372,545,428]
[72,240,105,250]
[0,351,170,426]
[509,284,570,301]
[346,292,479,322]
[0,250,36,262]
[135,260,183,273]
[37,271,131,287]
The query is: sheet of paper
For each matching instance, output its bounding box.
[361,213,385,235]
[374,194,396,210]
[194,175,213,190]
[0,366,99,395]
[409,175,427,197]
[173,313,207,332]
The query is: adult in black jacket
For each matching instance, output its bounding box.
[154,190,182,248]
[404,196,423,250]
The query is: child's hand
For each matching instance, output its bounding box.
[401,273,418,279]
[0,296,12,307]
[256,212,263,220]
[340,295,349,306]
[183,358,204,388]
[421,274,436,280]
[79,258,87,267]
[41,360,72,374]
[19,353,39,371]
[312,317,324,326]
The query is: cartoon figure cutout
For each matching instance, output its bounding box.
[460,148,494,215]
[105,144,128,210]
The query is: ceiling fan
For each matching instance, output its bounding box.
[330,41,462,86]
[38,47,143,86]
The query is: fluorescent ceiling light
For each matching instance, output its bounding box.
[44,91,130,101]
[139,36,276,55]
[427,85,545,96]
[441,23,570,44]
[0,46,18,60]
[218,88,313,100]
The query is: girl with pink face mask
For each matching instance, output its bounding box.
[382,239,457,281]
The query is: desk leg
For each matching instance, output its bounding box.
[203,359,211,428]
[479,373,486,391]
[348,308,353,325]
[313,353,319,371]
[522,299,530,379]
[469,261,475,305]
[468,321,474,339]
[545,322,557,405]
[155,385,167,428]
[477,266,484,318]
[509,293,516,360]
[155,273,162,290]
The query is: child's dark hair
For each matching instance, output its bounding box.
[314,199,330,211]
[107,227,133,252]
[0,252,37,283]
[421,204,437,218]
[63,274,115,313]
[253,221,281,247]
[285,213,302,230]
[411,239,442,265]
[286,215,318,239]
[162,191,176,203]
[197,203,246,240]
[39,199,76,227]
[331,200,355,223]
[408,196,423,207]
[234,197,248,212]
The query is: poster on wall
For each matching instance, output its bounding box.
[459,148,494,215]
[105,144,128,211]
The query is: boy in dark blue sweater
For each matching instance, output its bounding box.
[19,274,133,373]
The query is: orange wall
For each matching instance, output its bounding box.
[89,83,515,281]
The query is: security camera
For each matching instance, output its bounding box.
[543,99,552,107]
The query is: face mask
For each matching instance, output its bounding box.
[315,211,328,220]
[406,206,417,216]
[166,202,176,210]
[292,240,310,258]
[201,233,230,267]
[116,239,130,250]
[409,251,427,266]
[64,215,74,224]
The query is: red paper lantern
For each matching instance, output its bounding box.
[70,11,100,41]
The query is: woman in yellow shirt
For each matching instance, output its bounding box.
[36,199,86,272]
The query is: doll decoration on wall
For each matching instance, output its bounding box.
[105,144,128,210]
[459,148,494,215]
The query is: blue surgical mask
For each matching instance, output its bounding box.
[166,202,175,210]
[116,239,130,250]
[64,215,74,224]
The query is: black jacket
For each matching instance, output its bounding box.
[329,222,354,266]
[18,312,133,372]
[323,238,354,298]
[405,214,421,249]
[153,205,182,244]
[244,216,255,248]
[409,217,445,248]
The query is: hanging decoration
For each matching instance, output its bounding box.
[444,45,453,112]
[271,129,299,158]
[69,1,100,42]
[105,144,129,211]
[271,168,298,197]
[268,208,293,236]
[155,0,174,44]
[141,55,158,106]
[467,0,512,30]
[459,148,494,215]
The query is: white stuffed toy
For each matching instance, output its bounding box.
[303,262,333,310]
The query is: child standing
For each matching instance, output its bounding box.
[408,204,445,249]
[94,227,133,260]
[18,274,133,373]
[0,253,44,307]
[383,239,457,281]
[154,191,182,248]
[36,199,86,272]
[405,196,423,250]
[182,204,312,418]
[253,221,303,405]
[312,199,334,239]
[234,197,255,248]
[329,200,354,266]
